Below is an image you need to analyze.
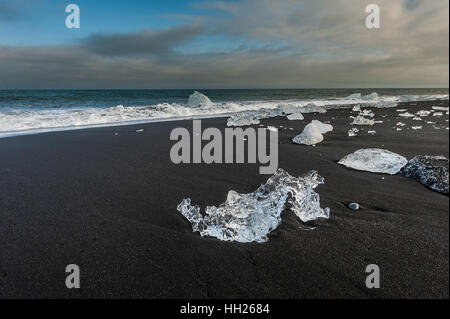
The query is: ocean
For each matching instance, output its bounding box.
[0,88,448,138]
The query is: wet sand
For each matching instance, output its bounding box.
[0,100,448,298]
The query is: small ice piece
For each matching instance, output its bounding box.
[359,109,375,117]
[396,109,408,112]
[187,91,213,107]
[396,122,406,126]
[348,127,359,137]
[351,115,375,125]
[299,104,327,114]
[267,126,278,132]
[287,113,304,120]
[352,104,361,112]
[396,128,403,131]
[227,111,266,126]
[398,112,415,118]
[412,126,422,130]
[368,130,376,134]
[348,202,360,210]
[177,169,330,243]
[311,120,333,134]
[433,112,443,117]
[136,129,144,132]
[292,123,323,145]
[338,148,408,175]
[416,110,431,117]
[426,121,436,124]
[412,117,422,121]
[432,106,449,111]
[400,155,449,194]
[281,105,300,114]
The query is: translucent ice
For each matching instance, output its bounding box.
[348,128,359,137]
[351,115,375,126]
[432,106,449,111]
[287,113,304,120]
[359,109,375,117]
[400,155,449,193]
[338,148,408,175]
[311,120,333,133]
[187,91,213,107]
[352,104,361,112]
[177,169,330,243]
[398,112,415,118]
[416,110,431,117]
[292,123,324,145]
[226,109,282,126]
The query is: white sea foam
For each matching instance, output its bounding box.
[0,92,447,138]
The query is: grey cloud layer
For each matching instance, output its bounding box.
[83,24,204,56]
[0,0,448,88]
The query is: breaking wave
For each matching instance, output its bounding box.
[0,92,448,138]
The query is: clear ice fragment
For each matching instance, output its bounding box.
[177,169,330,243]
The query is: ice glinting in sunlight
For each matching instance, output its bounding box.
[177,168,330,243]
[338,148,408,175]
[292,120,333,146]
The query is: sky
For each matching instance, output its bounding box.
[0,0,448,89]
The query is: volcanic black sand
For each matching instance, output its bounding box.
[0,100,448,298]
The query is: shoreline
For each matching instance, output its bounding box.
[0,99,448,298]
[1,98,448,139]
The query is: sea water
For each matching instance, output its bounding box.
[0,88,447,138]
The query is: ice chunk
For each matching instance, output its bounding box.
[287,113,304,120]
[398,112,415,118]
[368,130,376,134]
[413,117,422,121]
[432,106,449,111]
[311,120,333,134]
[299,104,327,114]
[187,91,213,107]
[348,128,359,137]
[412,126,422,130]
[292,123,324,145]
[359,109,375,117]
[227,109,284,127]
[396,122,406,126]
[416,110,431,117]
[352,104,361,112]
[177,169,330,243]
[351,115,375,126]
[433,112,443,117]
[396,109,408,112]
[400,155,449,194]
[266,126,278,132]
[338,148,407,175]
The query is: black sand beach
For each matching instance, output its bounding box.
[0,100,448,298]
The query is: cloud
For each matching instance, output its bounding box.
[0,0,448,88]
[83,24,204,56]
